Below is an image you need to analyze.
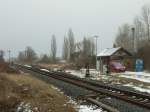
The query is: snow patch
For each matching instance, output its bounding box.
[66,69,100,79]
[66,70,85,78]
[124,83,150,94]
[78,105,103,112]
[40,69,50,72]
[67,96,103,112]
[24,65,31,68]
[119,71,150,83]
[51,85,64,94]
[51,86,103,112]
[17,102,37,112]
[133,87,150,93]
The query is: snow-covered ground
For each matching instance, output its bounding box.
[66,70,85,78]
[78,105,103,112]
[119,71,150,83]
[123,83,150,94]
[68,98,103,112]
[17,102,35,112]
[51,85,103,112]
[67,69,150,84]
[66,69,150,95]
[66,69,100,79]
[114,71,150,94]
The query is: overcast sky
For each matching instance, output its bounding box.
[0,0,149,58]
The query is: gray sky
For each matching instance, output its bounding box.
[0,0,149,58]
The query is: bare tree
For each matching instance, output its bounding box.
[83,37,90,57]
[68,28,75,61]
[114,4,150,71]
[115,5,150,51]
[74,37,95,67]
[76,42,82,52]
[141,4,150,41]
[62,36,69,60]
[115,24,132,52]
[51,35,57,62]
[134,16,146,49]
[0,50,4,62]
[17,51,25,63]
[90,38,95,56]
[17,47,37,63]
[24,46,37,63]
[82,37,95,57]
[39,54,50,63]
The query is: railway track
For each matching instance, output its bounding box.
[15,64,150,110]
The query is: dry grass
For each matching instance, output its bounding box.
[0,62,19,73]
[0,73,77,112]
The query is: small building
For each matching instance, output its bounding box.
[97,47,133,74]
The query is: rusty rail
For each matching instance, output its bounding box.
[15,64,150,110]
[87,98,120,112]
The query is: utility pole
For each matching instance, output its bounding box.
[131,27,136,71]
[94,35,99,70]
[131,27,136,55]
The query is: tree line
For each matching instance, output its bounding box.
[114,4,150,70]
[16,28,96,67]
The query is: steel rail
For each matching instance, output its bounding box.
[15,64,150,110]
[31,64,150,100]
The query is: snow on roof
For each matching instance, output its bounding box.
[97,47,121,57]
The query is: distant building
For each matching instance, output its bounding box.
[97,47,133,74]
